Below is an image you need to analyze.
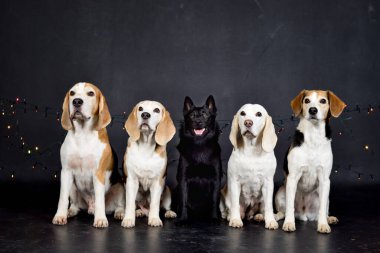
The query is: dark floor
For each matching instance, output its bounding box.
[0,183,380,253]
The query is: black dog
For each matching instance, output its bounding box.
[175,95,222,222]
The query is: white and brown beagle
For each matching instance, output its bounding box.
[275,90,346,233]
[220,104,278,229]
[121,101,177,228]
[52,82,125,228]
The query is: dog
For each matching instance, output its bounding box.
[121,101,177,228]
[52,82,125,228]
[220,104,278,229]
[175,95,222,222]
[275,90,346,233]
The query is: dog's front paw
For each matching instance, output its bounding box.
[135,209,146,218]
[254,214,264,222]
[165,210,177,219]
[265,220,279,230]
[229,218,243,228]
[114,210,125,220]
[121,218,135,228]
[67,207,79,218]
[52,215,67,225]
[328,216,339,225]
[148,217,163,227]
[283,222,296,232]
[93,217,108,228]
[317,223,331,233]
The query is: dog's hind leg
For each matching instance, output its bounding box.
[162,186,177,219]
[274,185,286,221]
[68,184,85,218]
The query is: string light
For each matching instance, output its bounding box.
[0,97,379,182]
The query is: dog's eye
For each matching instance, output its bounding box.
[153,108,160,113]
[69,91,75,96]
[87,91,95,97]
[304,98,310,104]
[320,98,327,104]
[138,106,143,111]
[240,111,246,116]
[256,112,262,117]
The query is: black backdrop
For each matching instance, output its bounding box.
[0,0,379,192]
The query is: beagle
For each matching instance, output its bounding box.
[275,90,346,233]
[52,82,125,228]
[220,104,278,229]
[121,101,177,228]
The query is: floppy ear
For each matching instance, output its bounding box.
[229,114,242,150]
[155,108,176,146]
[183,96,194,115]
[290,90,306,117]
[95,93,112,130]
[205,95,217,113]
[328,91,346,118]
[61,92,73,131]
[262,116,277,152]
[124,105,140,142]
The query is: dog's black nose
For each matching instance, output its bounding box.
[244,120,253,128]
[72,98,83,108]
[141,112,151,120]
[309,107,318,115]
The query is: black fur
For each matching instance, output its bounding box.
[325,120,332,139]
[174,95,222,222]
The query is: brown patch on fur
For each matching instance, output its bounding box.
[96,144,114,184]
[155,145,166,158]
[125,105,141,142]
[98,128,110,143]
[155,109,176,146]
[328,91,346,117]
[290,90,306,117]
[229,114,244,150]
[61,91,73,130]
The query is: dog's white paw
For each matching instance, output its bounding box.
[87,207,95,215]
[283,222,296,232]
[317,223,331,233]
[328,216,339,225]
[121,218,135,228]
[114,210,125,220]
[67,207,79,218]
[135,209,146,218]
[52,215,67,225]
[148,217,163,227]
[164,210,177,219]
[93,217,108,228]
[254,214,264,222]
[229,218,243,228]
[265,220,279,230]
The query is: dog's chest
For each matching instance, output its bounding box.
[127,145,165,181]
[62,135,105,172]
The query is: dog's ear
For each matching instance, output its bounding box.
[125,105,141,142]
[95,92,112,130]
[61,91,73,131]
[183,96,194,115]
[229,114,243,150]
[262,116,277,152]
[291,90,306,117]
[155,108,176,146]
[205,95,217,113]
[328,91,346,118]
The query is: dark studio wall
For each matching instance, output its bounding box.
[0,0,379,198]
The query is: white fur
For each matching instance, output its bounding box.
[121,101,175,228]
[220,104,278,230]
[275,91,338,234]
[52,83,125,228]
